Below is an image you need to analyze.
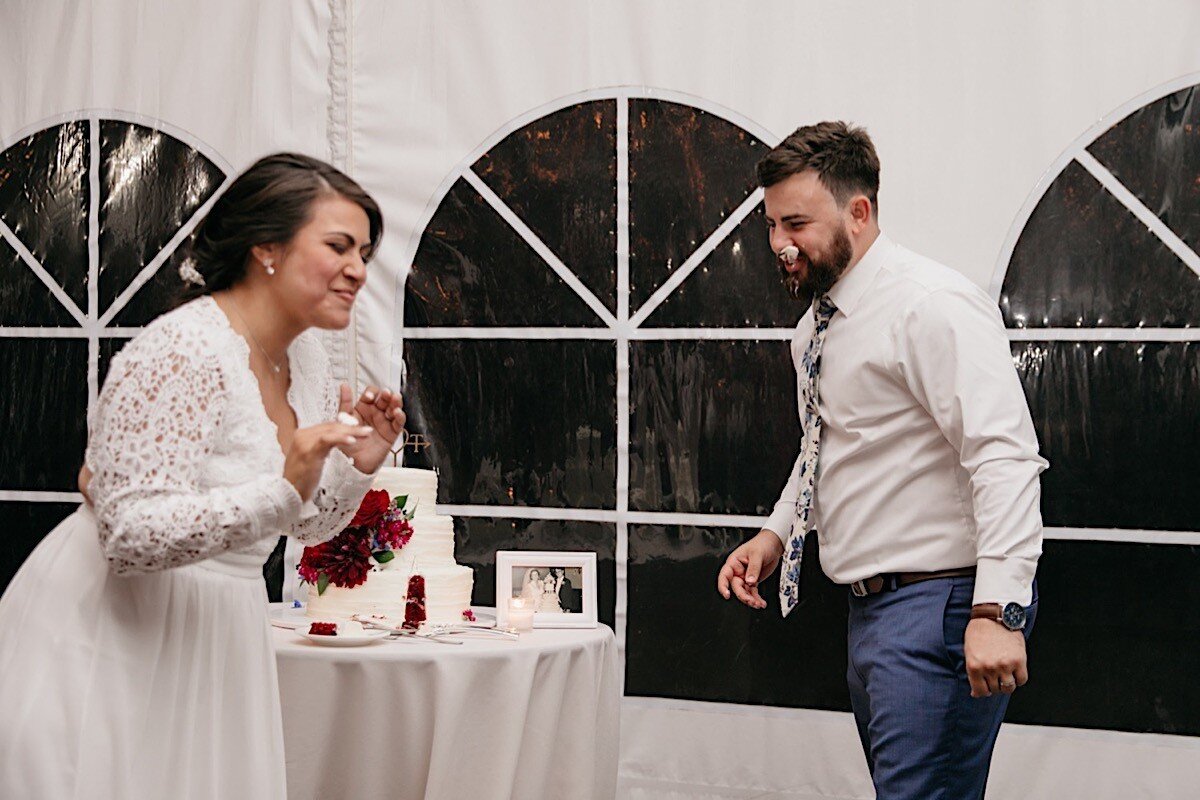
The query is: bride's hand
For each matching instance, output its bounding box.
[335,383,406,473]
[78,465,94,508]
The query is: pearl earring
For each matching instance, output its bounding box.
[264,259,275,276]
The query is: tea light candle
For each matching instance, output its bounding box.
[507,597,534,632]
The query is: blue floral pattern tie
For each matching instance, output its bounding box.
[779,294,838,617]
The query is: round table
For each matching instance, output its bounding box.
[273,617,620,800]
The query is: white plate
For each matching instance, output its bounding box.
[268,604,310,630]
[295,629,389,647]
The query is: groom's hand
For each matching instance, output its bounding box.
[717,530,784,610]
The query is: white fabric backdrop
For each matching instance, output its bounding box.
[6,1,1200,796]
[346,4,1200,795]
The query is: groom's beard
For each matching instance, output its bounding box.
[779,225,853,307]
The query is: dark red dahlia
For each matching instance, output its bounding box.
[351,489,391,529]
[299,528,372,590]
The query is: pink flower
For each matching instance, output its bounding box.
[377,515,413,551]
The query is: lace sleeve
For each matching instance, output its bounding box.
[87,324,302,575]
[285,336,377,545]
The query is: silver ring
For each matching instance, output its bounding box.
[999,679,1016,689]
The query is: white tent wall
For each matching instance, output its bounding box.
[3,1,1200,797]
[349,3,1200,797]
[1,0,330,173]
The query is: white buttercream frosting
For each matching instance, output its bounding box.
[307,467,474,625]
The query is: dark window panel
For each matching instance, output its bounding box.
[1088,84,1200,256]
[0,339,87,490]
[99,122,224,324]
[473,100,617,315]
[263,535,287,603]
[406,177,605,327]
[627,529,1200,737]
[1001,161,1200,328]
[112,248,196,327]
[629,100,768,314]
[0,234,78,326]
[643,205,799,327]
[403,340,616,509]
[629,340,798,514]
[99,337,133,388]
[1008,540,1200,735]
[1015,341,1199,531]
[625,525,849,711]
[0,501,79,593]
[0,122,90,311]
[455,517,616,631]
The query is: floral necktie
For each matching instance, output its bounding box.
[779,294,838,617]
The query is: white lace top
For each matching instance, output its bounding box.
[85,296,376,575]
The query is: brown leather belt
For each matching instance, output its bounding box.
[849,567,976,598]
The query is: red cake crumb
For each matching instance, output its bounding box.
[308,622,337,636]
[462,609,476,622]
[403,574,427,630]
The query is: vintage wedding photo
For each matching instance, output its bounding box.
[496,551,598,629]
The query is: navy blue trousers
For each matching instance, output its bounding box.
[846,576,1038,800]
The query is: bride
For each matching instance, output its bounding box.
[0,153,403,800]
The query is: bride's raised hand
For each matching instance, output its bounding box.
[335,383,406,473]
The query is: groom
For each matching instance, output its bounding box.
[717,121,1046,799]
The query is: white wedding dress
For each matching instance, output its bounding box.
[0,297,375,800]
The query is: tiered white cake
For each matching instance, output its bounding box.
[306,467,474,626]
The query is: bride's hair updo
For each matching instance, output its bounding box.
[178,153,383,302]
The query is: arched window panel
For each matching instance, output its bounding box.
[641,206,796,327]
[0,339,87,490]
[629,100,767,314]
[100,122,225,325]
[402,339,616,509]
[99,337,133,387]
[472,100,617,315]
[1015,340,1199,531]
[0,235,76,325]
[405,177,604,327]
[629,340,797,515]
[454,517,616,630]
[626,525,850,710]
[0,122,90,313]
[1088,85,1200,249]
[1006,540,1200,735]
[1001,161,1200,329]
[0,502,78,590]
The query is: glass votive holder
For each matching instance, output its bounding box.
[507,597,535,632]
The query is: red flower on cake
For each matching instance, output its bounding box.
[350,489,391,529]
[298,528,373,590]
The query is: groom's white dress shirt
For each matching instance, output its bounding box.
[763,233,1047,606]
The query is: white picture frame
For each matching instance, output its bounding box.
[495,551,598,629]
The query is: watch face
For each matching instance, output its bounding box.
[1002,602,1026,630]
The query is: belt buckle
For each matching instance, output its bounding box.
[850,579,869,597]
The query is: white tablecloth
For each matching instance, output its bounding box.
[273,617,620,800]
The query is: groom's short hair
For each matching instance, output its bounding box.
[756,121,880,215]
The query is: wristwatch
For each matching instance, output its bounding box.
[971,602,1026,631]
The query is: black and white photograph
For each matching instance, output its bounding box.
[496,551,598,629]
[513,566,585,614]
